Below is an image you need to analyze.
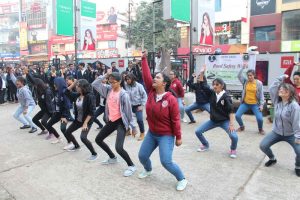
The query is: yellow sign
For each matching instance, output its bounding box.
[19,22,28,50]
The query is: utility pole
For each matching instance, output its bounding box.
[152,0,162,52]
[128,0,133,46]
[189,0,194,77]
[74,0,78,64]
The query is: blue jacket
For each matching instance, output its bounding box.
[187,77,210,104]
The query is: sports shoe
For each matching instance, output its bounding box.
[176,179,188,191]
[101,157,118,165]
[188,121,196,124]
[29,127,37,133]
[45,133,53,140]
[197,145,209,152]
[126,130,131,136]
[237,126,245,132]
[138,170,152,179]
[51,137,63,144]
[87,154,98,162]
[123,166,137,177]
[67,146,81,152]
[63,143,75,150]
[137,133,145,141]
[230,150,237,158]
[295,168,300,177]
[265,159,277,167]
[38,130,48,136]
[181,118,188,123]
[20,125,30,129]
[259,129,266,135]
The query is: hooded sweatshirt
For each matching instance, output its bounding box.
[141,57,181,140]
[269,75,300,139]
[10,73,35,108]
[53,77,71,118]
[170,78,184,98]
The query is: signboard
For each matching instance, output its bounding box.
[251,0,276,16]
[80,0,96,51]
[96,7,118,25]
[204,55,256,85]
[96,49,119,58]
[198,0,215,46]
[97,24,118,41]
[281,56,294,68]
[282,40,300,52]
[118,59,124,67]
[163,0,190,22]
[56,0,74,36]
[28,29,48,42]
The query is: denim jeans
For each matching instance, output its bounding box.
[177,98,185,120]
[185,102,210,122]
[235,103,263,129]
[195,120,238,150]
[260,131,300,168]
[138,131,185,181]
[132,105,145,133]
[13,105,37,128]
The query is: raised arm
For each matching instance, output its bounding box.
[284,63,295,85]
[91,75,111,98]
[269,75,286,105]
[141,54,153,94]
[238,67,247,85]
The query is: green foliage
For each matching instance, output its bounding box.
[128,1,180,51]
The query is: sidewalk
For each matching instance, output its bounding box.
[0,104,299,200]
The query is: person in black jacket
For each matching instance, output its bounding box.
[45,77,71,144]
[64,79,98,161]
[195,66,238,158]
[76,63,90,81]
[185,72,210,124]
[26,70,54,135]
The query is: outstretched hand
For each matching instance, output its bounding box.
[200,65,206,73]
[142,50,148,58]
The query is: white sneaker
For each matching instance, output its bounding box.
[176,179,188,191]
[138,170,152,179]
[101,157,118,165]
[181,118,188,123]
[51,137,63,144]
[63,143,75,150]
[123,166,136,177]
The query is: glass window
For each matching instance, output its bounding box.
[215,0,221,12]
[215,21,241,45]
[254,26,276,41]
[108,41,116,48]
[282,10,300,41]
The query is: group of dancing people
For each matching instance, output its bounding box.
[7,52,300,191]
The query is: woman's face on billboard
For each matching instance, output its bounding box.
[204,15,209,25]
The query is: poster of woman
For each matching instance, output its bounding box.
[198,0,215,46]
[82,29,96,51]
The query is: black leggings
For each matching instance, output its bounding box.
[64,120,97,155]
[93,106,105,128]
[32,110,50,131]
[46,112,67,139]
[95,118,134,166]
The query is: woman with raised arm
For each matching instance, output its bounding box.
[195,65,238,158]
[260,75,300,177]
[138,52,187,191]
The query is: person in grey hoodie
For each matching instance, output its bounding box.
[260,74,300,177]
[124,73,147,141]
[10,69,37,133]
[92,72,137,177]
[236,65,265,134]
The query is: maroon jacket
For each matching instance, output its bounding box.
[141,57,181,140]
[170,78,184,98]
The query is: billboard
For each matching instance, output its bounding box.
[96,24,118,41]
[56,0,74,36]
[163,0,190,23]
[28,29,48,42]
[96,6,118,25]
[80,0,96,51]
[19,22,28,50]
[251,0,276,16]
[198,0,215,46]
[281,40,300,52]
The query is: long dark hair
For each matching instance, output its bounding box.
[126,73,136,85]
[278,83,298,103]
[34,78,48,97]
[201,12,213,38]
[213,78,226,90]
[84,29,95,43]
[156,72,178,97]
[77,79,92,95]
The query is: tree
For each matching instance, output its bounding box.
[128,1,180,73]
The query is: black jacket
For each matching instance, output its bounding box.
[200,82,234,122]
[65,89,96,125]
[77,70,90,81]
[187,77,209,104]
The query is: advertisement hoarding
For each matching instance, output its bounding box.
[282,40,300,52]
[80,0,96,51]
[96,24,118,41]
[163,0,190,23]
[198,0,215,46]
[56,0,74,36]
[251,0,276,16]
[19,22,28,50]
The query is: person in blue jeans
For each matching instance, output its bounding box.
[260,75,300,177]
[124,73,147,141]
[235,65,265,134]
[138,52,187,191]
[195,66,238,158]
[185,72,210,124]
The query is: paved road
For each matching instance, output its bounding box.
[0,103,299,200]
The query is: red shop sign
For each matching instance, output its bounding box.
[118,60,124,67]
[281,56,294,68]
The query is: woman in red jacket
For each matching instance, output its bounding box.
[169,71,186,122]
[284,62,300,104]
[138,52,188,191]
